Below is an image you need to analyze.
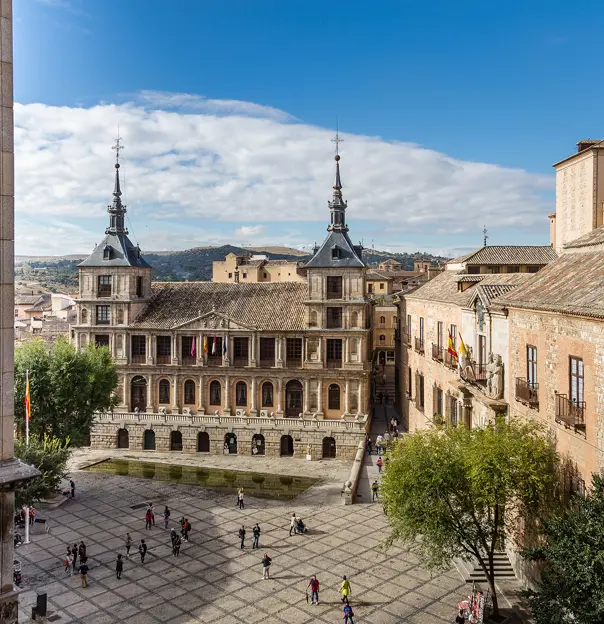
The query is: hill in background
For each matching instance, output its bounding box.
[14,244,449,292]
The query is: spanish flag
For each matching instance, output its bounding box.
[447,332,458,363]
[24,370,31,423]
[203,336,208,355]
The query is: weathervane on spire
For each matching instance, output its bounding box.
[331,118,343,158]
[483,225,489,247]
[112,131,125,165]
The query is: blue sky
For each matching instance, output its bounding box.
[12,0,600,256]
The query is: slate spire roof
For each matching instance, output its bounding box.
[79,145,151,269]
[304,142,365,269]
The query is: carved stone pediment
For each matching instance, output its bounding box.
[174,311,256,332]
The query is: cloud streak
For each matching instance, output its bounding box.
[13,92,553,255]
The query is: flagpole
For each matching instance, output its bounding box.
[24,369,30,544]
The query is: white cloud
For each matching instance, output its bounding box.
[235,225,266,238]
[13,93,554,255]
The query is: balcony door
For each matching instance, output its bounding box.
[527,345,537,387]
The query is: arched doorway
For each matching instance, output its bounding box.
[197,431,210,453]
[224,432,237,454]
[252,434,265,456]
[322,436,336,459]
[170,431,183,451]
[143,429,155,450]
[117,428,129,449]
[285,380,303,418]
[280,435,294,457]
[131,376,147,412]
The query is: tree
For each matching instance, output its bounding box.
[14,338,118,445]
[14,435,71,508]
[380,419,559,618]
[523,474,604,624]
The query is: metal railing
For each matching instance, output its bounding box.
[233,357,249,368]
[326,359,342,369]
[431,343,443,361]
[515,378,539,407]
[444,350,457,369]
[555,393,586,430]
[131,354,146,364]
[181,355,196,366]
[156,355,171,365]
[414,337,425,354]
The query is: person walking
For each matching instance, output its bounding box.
[145,508,153,530]
[125,533,132,557]
[148,503,155,527]
[371,480,379,502]
[79,560,89,587]
[163,505,170,530]
[237,488,245,509]
[375,434,384,456]
[70,479,75,498]
[78,541,87,563]
[308,575,320,605]
[261,553,272,579]
[376,456,383,473]
[170,527,177,548]
[289,512,297,537]
[64,548,72,576]
[138,539,147,564]
[252,523,261,549]
[455,609,466,624]
[116,554,123,580]
[366,435,372,456]
[238,525,246,549]
[340,576,352,603]
[29,507,35,526]
[172,534,181,557]
[183,518,191,542]
[343,601,355,623]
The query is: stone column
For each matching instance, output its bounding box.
[276,379,282,413]
[344,337,349,363]
[317,379,323,414]
[0,6,39,619]
[146,375,155,412]
[250,377,257,415]
[198,375,204,411]
[172,334,179,365]
[345,380,350,414]
[223,376,230,413]
[276,336,284,367]
[197,332,204,366]
[358,379,363,415]
[146,333,153,365]
[172,375,179,411]
[303,379,309,414]
[122,373,130,410]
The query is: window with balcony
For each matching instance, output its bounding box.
[516,345,539,406]
[326,307,343,329]
[326,276,343,299]
[379,316,386,327]
[326,338,342,368]
[131,335,146,363]
[209,380,221,405]
[379,334,386,346]
[477,335,487,379]
[207,337,222,363]
[259,337,275,367]
[286,338,302,367]
[97,275,112,297]
[181,336,196,364]
[184,380,196,405]
[96,305,110,325]
[159,379,170,404]
[556,356,586,430]
[233,337,249,367]
[156,335,172,365]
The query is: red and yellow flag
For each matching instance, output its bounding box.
[447,332,458,363]
[24,371,31,423]
[203,336,208,355]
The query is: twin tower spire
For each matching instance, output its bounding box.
[104,129,347,236]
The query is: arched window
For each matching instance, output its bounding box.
[351,311,359,328]
[380,316,386,325]
[262,382,274,407]
[170,431,182,451]
[309,310,318,327]
[184,380,196,405]
[81,308,88,323]
[328,384,340,410]
[235,381,248,406]
[159,379,170,404]
[379,334,386,345]
[209,380,221,405]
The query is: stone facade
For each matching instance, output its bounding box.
[212,252,305,284]
[508,307,604,488]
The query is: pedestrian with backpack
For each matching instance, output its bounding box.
[343,601,355,623]
[376,456,383,473]
[371,480,379,501]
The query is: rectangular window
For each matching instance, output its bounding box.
[379,283,384,289]
[233,337,249,366]
[157,335,171,357]
[228,273,232,279]
[407,314,411,342]
[368,283,373,294]
[136,276,143,297]
[286,338,303,367]
[450,324,457,348]
[407,366,412,399]
[507,265,520,273]
[210,382,221,405]
[184,381,196,405]
[326,307,343,329]
[437,321,443,350]
[95,335,109,348]
[386,351,395,364]
[159,381,170,404]
[131,335,146,362]
[326,276,343,299]
[97,275,112,298]
[208,336,223,361]
[436,387,443,417]
[96,305,110,325]
[527,345,537,387]
[181,336,195,363]
[259,337,275,366]
[449,396,458,425]
[478,335,487,367]
[236,382,247,406]
[326,338,343,368]
[419,317,424,343]
[569,356,584,404]
[262,383,273,407]
[415,372,425,411]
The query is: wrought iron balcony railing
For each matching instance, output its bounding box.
[515,377,539,407]
[555,393,586,431]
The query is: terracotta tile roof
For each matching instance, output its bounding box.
[563,227,604,250]
[405,270,473,306]
[130,282,308,331]
[475,274,532,307]
[366,270,392,280]
[15,294,41,305]
[449,246,557,266]
[495,251,604,319]
[457,275,485,283]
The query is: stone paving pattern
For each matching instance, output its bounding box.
[17,469,470,623]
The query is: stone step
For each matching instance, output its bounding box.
[454,552,517,583]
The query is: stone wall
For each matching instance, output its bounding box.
[508,307,604,486]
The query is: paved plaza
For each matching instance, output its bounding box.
[17,466,472,623]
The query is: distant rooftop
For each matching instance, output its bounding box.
[449,245,557,266]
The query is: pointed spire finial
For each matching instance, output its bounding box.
[106,134,128,236]
[483,225,488,247]
[327,120,348,232]
[112,128,125,164]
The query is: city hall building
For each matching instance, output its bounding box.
[75,149,370,459]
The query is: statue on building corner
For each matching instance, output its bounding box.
[486,354,503,399]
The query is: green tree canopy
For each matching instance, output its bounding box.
[523,473,604,624]
[380,419,559,617]
[14,435,71,508]
[14,338,118,445]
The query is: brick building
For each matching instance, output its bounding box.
[75,147,371,459]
